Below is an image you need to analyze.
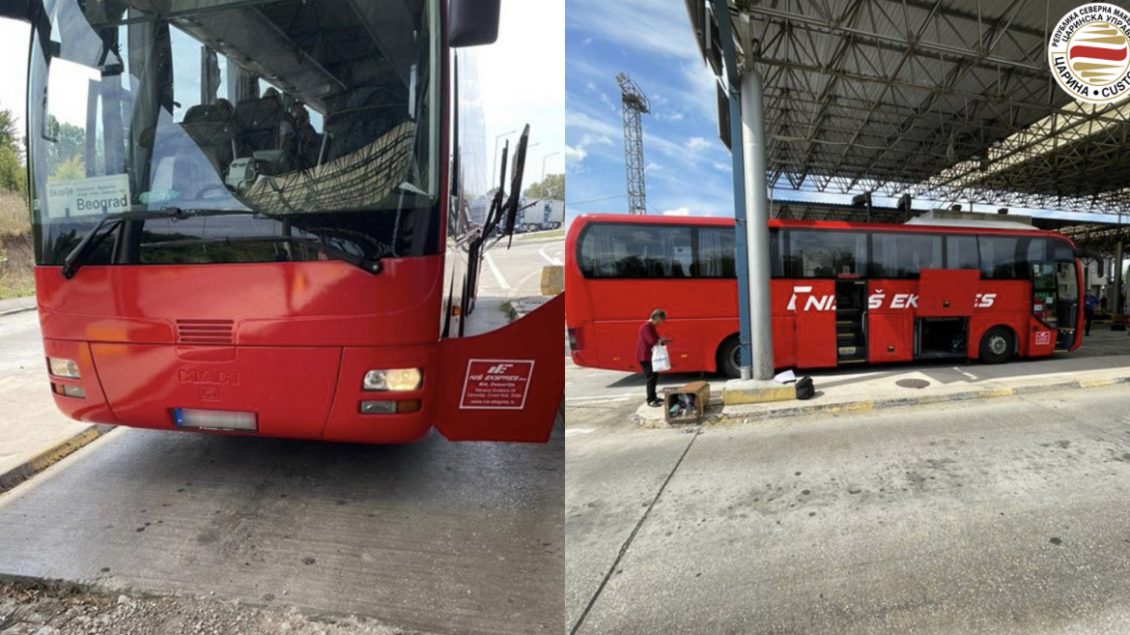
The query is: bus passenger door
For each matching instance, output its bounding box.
[433,294,564,442]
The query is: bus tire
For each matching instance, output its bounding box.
[717,336,742,378]
[979,327,1015,364]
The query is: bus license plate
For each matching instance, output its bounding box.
[173,408,257,432]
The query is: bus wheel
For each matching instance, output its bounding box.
[717,336,741,378]
[979,327,1015,364]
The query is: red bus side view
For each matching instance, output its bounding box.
[22,0,562,444]
[566,214,1084,377]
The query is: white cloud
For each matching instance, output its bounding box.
[687,136,711,152]
[661,207,691,216]
[567,0,701,63]
[564,144,588,170]
[645,163,663,173]
[712,161,730,172]
[581,133,613,146]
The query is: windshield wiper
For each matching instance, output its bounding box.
[136,235,384,275]
[61,207,259,279]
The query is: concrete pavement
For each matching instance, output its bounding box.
[567,384,1130,634]
[0,308,105,492]
[0,424,563,635]
[0,296,34,316]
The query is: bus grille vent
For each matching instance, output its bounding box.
[176,320,235,345]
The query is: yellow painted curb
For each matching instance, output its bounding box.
[721,385,796,405]
[540,266,564,296]
[25,427,103,474]
[1078,378,1118,388]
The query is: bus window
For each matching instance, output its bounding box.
[978,236,1021,279]
[871,232,941,278]
[785,230,867,278]
[946,235,979,270]
[579,224,693,278]
[1049,238,1075,262]
[697,227,736,277]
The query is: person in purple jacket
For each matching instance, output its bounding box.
[637,308,672,407]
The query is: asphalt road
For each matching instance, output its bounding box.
[566,384,1130,634]
[480,232,563,300]
[0,240,566,635]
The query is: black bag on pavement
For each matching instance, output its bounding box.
[795,376,815,400]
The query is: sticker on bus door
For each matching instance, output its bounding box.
[433,294,564,442]
[460,359,535,409]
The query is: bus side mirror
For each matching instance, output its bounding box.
[449,0,500,47]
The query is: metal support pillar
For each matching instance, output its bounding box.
[714,0,752,378]
[1116,240,1125,314]
[741,67,774,381]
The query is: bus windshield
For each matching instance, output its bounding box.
[28,0,440,266]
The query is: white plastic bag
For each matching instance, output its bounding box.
[651,344,671,373]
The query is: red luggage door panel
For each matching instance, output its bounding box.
[433,294,564,442]
[918,269,981,317]
[784,280,837,369]
[868,314,913,363]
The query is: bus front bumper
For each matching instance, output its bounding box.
[43,338,440,444]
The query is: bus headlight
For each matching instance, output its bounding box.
[363,368,422,391]
[47,357,81,379]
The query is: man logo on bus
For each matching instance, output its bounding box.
[486,363,514,375]
[1048,4,1130,105]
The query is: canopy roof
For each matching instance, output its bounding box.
[686,0,1130,214]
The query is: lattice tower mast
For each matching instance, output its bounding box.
[616,72,650,215]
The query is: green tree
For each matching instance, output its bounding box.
[523,173,563,200]
[0,146,25,194]
[46,116,86,178]
[51,155,86,182]
[0,105,18,152]
[0,103,25,194]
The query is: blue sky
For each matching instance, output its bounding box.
[565,0,734,222]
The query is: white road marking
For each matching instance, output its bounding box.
[954,367,978,380]
[564,428,595,437]
[484,253,510,290]
[538,247,563,266]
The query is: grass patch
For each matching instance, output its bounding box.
[0,190,29,237]
[0,191,34,299]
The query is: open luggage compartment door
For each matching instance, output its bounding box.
[917,269,981,317]
[433,294,564,442]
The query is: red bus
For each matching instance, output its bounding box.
[17,0,562,443]
[566,214,1083,377]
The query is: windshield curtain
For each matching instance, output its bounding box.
[28,0,441,266]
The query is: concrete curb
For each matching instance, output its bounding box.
[0,424,114,494]
[636,375,1130,427]
[0,305,35,317]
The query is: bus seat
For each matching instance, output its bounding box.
[234,92,288,156]
[180,100,235,177]
[321,87,400,162]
